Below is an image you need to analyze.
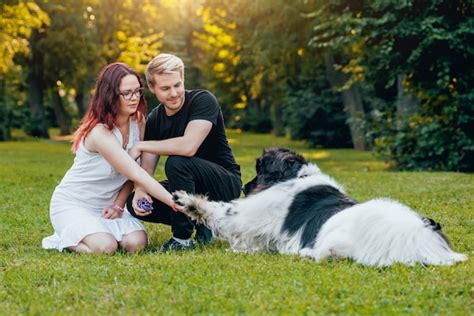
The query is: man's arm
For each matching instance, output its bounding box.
[126,119,162,215]
[134,152,159,191]
[134,119,212,157]
[130,119,159,187]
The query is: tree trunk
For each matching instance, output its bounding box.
[271,102,285,137]
[75,90,86,119]
[396,74,419,129]
[75,75,93,119]
[340,88,366,150]
[0,78,11,141]
[324,54,366,150]
[27,67,49,138]
[51,89,71,135]
[27,29,49,138]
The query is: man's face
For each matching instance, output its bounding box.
[149,71,185,116]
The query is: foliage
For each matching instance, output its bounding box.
[94,0,166,72]
[282,60,352,148]
[192,1,246,122]
[228,0,317,136]
[233,102,273,133]
[1,0,169,138]
[308,0,474,171]
[1,0,473,170]
[0,131,472,314]
[0,1,49,140]
[367,0,474,171]
[0,1,49,76]
[371,99,474,171]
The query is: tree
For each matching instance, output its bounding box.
[0,1,49,76]
[0,1,49,140]
[308,0,474,170]
[307,1,370,150]
[5,0,168,137]
[192,1,246,122]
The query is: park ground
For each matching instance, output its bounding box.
[0,130,472,314]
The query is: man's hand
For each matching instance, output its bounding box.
[128,143,142,161]
[132,188,153,216]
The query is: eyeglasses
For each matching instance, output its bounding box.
[119,87,144,101]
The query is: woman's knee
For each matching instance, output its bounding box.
[121,230,148,253]
[82,233,118,254]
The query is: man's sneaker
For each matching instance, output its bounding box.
[195,224,213,245]
[161,238,194,252]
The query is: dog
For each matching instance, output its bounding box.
[173,148,467,267]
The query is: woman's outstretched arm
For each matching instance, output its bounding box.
[84,125,175,208]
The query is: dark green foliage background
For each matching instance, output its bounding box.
[1,0,473,171]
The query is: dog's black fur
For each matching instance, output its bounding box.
[284,185,357,248]
[243,148,307,196]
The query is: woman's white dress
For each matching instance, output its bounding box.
[42,120,146,251]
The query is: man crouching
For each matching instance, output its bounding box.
[126,53,242,251]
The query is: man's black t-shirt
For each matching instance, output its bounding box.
[144,89,241,176]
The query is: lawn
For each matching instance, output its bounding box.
[0,130,472,315]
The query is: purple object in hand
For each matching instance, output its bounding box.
[137,198,153,212]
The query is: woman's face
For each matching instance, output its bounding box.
[118,74,142,117]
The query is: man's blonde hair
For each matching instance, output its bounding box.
[145,53,185,85]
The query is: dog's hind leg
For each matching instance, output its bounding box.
[300,230,353,263]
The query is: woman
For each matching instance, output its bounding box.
[42,63,176,254]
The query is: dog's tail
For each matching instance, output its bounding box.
[412,216,468,266]
[333,199,468,267]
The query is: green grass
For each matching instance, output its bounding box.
[0,130,472,315]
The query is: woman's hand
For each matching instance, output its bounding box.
[102,205,124,219]
[132,187,153,217]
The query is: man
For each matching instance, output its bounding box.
[126,53,242,251]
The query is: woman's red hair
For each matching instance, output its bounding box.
[72,63,147,152]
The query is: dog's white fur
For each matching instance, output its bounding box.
[174,162,467,267]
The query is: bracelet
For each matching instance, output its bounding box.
[112,204,125,213]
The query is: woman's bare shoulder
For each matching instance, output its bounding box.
[84,124,116,151]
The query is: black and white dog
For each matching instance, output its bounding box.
[173,148,467,267]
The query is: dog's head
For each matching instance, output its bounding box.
[243,148,315,196]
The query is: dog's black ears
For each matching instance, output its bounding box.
[263,147,277,154]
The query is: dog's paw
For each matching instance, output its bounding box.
[172,190,200,218]
[173,190,194,209]
[299,247,330,263]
